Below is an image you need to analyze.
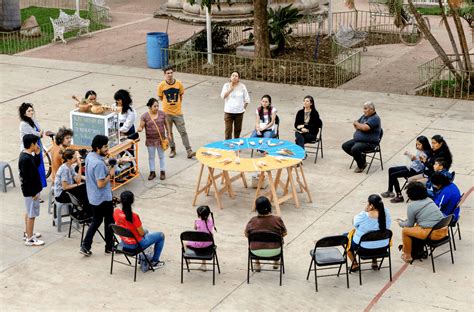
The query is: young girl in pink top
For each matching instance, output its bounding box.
[186,205,216,271]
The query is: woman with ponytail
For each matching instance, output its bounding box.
[113,191,166,270]
[185,205,217,271]
[347,194,392,272]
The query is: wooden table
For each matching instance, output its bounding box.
[192,138,312,215]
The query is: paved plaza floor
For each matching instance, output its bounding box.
[0,55,472,311]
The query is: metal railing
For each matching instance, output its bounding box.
[163,47,361,88]
[417,54,473,99]
[20,0,88,10]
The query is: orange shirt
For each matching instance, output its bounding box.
[157,79,184,116]
[50,144,62,182]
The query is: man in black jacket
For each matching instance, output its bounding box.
[19,134,45,246]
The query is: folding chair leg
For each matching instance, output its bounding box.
[337,263,342,276]
[450,227,456,251]
[281,256,285,274]
[389,253,392,281]
[80,223,86,247]
[449,236,454,264]
[185,258,190,272]
[279,260,283,286]
[457,223,461,240]
[68,218,73,238]
[350,159,355,169]
[430,247,436,273]
[314,143,319,164]
[345,260,350,289]
[366,153,376,174]
[379,150,383,170]
[314,262,318,292]
[181,253,184,284]
[110,250,114,274]
[247,256,250,284]
[212,255,216,285]
[215,253,221,274]
[134,255,138,282]
[358,255,362,285]
[306,259,314,280]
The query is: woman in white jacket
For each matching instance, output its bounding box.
[220,71,250,140]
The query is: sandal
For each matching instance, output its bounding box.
[254,263,261,272]
[371,260,378,270]
[401,254,413,263]
[350,263,360,272]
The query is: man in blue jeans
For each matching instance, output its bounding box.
[80,135,115,256]
[342,101,382,173]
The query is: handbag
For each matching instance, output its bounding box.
[148,112,169,151]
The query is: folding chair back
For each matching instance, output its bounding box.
[315,235,348,249]
[248,231,282,248]
[428,215,452,237]
[356,229,392,285]
[180,231,214,248]
[422,215,454,273]
[247,231,284,285]
[110,224,140,245]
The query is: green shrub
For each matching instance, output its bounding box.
[193,25,230,52]
[268,4,303,51]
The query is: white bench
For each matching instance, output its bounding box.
[50,10,91,44]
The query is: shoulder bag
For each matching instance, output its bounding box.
[148,112,169,151]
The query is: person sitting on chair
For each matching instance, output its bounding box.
[53,149,91,217]
[430,172,461,222]
[420,135,453,179]
[346,194,391,272]
[294,95,322,153]
[244,196,287,272]
[426,158,453,198]
[250,95,277,139]
[342,101,381,173]
[397,181,447,263]
[113,191,166,270]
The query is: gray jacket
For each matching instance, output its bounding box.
[399,198,444,228]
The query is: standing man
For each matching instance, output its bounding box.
[51,127,74,181]
[342,101,382,173]
[157,65,195,159]
[80,135,114,256]
[19,134,45,246]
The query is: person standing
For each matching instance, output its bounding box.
[80,135,115,256]
[137,98,171,181]
[157,65,195,159]
[19,103,47,188]
[342,101,382,173]
[51,127,74,182]
[221,71,250,140]
[114,89,137,137]
[19,134,45,246]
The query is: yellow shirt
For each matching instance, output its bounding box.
[157,79,184,116]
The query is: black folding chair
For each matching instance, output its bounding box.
[413,215,454,273]
[109,224,155,282]
[350,129,384,174]
[247,231,285,286]
[306,235,349,292]
[449,188,472,251]
[354,229,392,285]
[66,192,104,246]
[180,231,220,285]
[304,122,323,163]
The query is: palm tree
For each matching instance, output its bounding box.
[1,0,21,31]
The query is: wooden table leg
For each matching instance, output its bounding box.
[294,165,304,193]
[252,171,266,212]
[240,172,248,188]
[298,164,313,203]
[193,164,205,206]
[222,170,235,199]
[287,166,300,208]
[267,171,281,216]
[208,167,223,209]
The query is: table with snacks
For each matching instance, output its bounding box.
[193,138,312,215]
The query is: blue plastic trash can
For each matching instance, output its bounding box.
[146,32,169,69]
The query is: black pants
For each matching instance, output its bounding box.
[55,184,92,217]
[342,139,377,169]
[295,132,318,149]
[388,166,418,194]
[82,200,114,251]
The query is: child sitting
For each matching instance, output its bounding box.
[426,157,453,198]
[186,206,217,271]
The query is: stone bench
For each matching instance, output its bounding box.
[50,10,91,44]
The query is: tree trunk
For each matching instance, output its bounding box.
[407,0,462,81]
[438,0,464,71]
[0,0,21,31]
[254,0,271,59]
[447,1,473,73]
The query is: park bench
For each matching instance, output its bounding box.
[333,25,368,52]
[50,10,91,44]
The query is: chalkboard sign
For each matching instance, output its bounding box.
[70,110,119,147]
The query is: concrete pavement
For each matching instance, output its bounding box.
[0,54,472,311]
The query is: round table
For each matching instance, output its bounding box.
[193,138,313,215]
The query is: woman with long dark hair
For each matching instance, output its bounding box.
[347,194,391,271]
[19,102,47,188]
[250,95,277,138]
[294,95,322,152]
[113,191,166,270]
[114,89,136,136]
[421,134,453,178]
[221,71,250,140]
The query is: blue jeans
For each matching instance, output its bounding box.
[147,145,165,172]
[122,231,165,263]
[250,129,274,138]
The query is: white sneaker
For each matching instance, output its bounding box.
[23,232,41,241]
[25,237,45,246]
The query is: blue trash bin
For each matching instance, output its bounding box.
[146,32,169,69]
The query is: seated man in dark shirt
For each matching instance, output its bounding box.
[342,101,382,172]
